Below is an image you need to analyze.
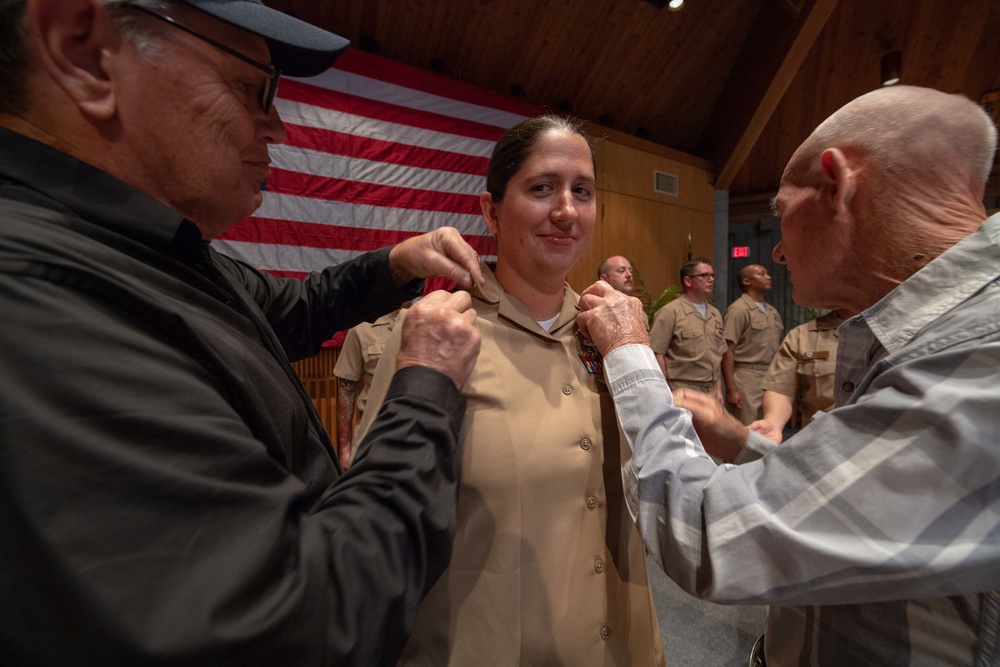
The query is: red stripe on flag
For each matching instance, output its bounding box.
[221,217,497,255]
[266,269,309,279]
[279,79,506,142]
[284,124,489,176]
[223,217,417,251]
[328,49,547,119]
[424,276,458,293]
[267,169,483,215]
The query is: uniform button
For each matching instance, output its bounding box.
[594,557,605,573]
[545,340,555,348]
[842,381,855,393]
[586,495,597,509]
[562,384,572,395]
[580,438,592,451]
[600,625,611,640]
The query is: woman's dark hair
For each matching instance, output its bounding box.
[485,115,595,203]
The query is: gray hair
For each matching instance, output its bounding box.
[0,0,169,115]
[806,85,997,186]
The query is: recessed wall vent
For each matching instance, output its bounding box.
[653,170,679,196]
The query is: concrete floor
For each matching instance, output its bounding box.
[647,555,765,666]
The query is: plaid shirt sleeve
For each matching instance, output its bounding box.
[605,332,1000,606]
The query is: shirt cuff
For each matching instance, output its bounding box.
[733,429,776,464]
[603,344,659,385]
[385,366,466,436]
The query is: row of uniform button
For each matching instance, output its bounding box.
[547,336,616,646]
[542,337,570,401]
[586,490,602,572]
[582,424,613,642]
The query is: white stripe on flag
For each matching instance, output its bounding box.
[212,240,364,273]
[269,143,487,195]
[213,239,496,275]
[257,192,490,236]
[218,49,528,285]
[287,70,528,130]
[275,98,497,157]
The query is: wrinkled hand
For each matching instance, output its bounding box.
[396,290,481,389]
[748,419,784,444]
[576,281,650,355]
[388,227,485,289]
[674,388,750,462]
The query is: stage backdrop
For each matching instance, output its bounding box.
[214,47,547,287]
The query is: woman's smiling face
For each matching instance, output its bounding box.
[481,129,596,281]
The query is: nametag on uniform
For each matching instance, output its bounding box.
[801,350,830,360]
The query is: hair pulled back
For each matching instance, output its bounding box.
[485,115,595,204]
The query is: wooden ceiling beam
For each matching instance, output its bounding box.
[703,0,839,191]
[769,0,805,19]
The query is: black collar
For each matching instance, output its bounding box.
[0,126,202,259]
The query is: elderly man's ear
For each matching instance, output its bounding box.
[25,0,119,120]
[819,148,857,218]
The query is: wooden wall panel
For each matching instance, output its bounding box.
[567,138,716,299]
[291,347,342,446]
[568,190,714,299]
[594,140,716,213]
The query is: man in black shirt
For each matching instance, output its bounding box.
[0,0,483,664]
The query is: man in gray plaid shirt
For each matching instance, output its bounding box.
[577,85,1000,666]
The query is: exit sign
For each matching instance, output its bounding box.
[732,246,750,258]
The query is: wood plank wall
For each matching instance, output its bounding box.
[295,134,716,440]
[291,348,342,445]
[567,133,717,301]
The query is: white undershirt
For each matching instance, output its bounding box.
[537,315,559,331]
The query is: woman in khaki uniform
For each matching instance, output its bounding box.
[361,116,664,666]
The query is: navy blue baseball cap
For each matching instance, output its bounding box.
[175,0,349,76]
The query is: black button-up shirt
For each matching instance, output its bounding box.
[0,127,465,666]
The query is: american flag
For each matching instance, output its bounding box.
[214,47,546,284]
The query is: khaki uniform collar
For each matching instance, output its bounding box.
[470,261,580,340]
[677,293,716,318]
[813,312,845,331]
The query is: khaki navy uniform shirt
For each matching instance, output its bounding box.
[362,263,665,667]
[723,292,783,365]
[761,312,843,426]
[334,312,398,420]
[724,293,784,422]
[649,294,725,385]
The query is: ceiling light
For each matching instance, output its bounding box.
[881,51,902,86]
[668,0,685,10]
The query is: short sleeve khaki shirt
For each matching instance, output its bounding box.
[649,294,726,383]
[333,313,397,417]
[723,293,783,364]
[761,312,843,425]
